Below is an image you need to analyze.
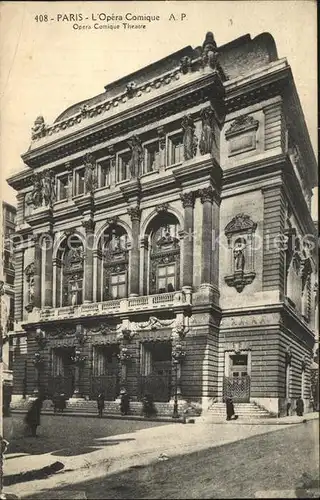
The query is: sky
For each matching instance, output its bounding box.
[0,1,317,216]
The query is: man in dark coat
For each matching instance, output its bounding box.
[296,397,304,416]
[25,397,44,437]
[120,388,130,416]
[226,397,238,421]
[97,391,105,418]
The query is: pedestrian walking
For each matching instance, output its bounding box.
[119,388,130,415]
[97,391,105,418]
[226,396,238,421]
[296,396,304,416]
[24,396,44,437]
[58,392,66,413]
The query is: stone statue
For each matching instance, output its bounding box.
[84,153,97,194]
[30,174,43,208]
[28,276,35,303]
[233,240,246,272]
[199,108,214,155]
[182,115,196,161]
[201,32,218,69]
[43,170,56,207]
[31,116,46,140]
[128,135,143,178]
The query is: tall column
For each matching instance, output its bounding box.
[44,232,54,307]
[199,187,214,284]
[83,219,95,302]
[33,234,42,308]
[157,126,166,172]
[128,206,141,297]
[180,192,196,288]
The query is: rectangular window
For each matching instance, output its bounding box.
[57,174,68,200]
[157,264,176,293]
[117,151,131,182]
[144,141,159,173]
[75,168,85,195]
[110,273,126,299]
[99,159,111,188]
[168,133,183,166]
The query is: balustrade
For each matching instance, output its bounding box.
[38,290,190,321]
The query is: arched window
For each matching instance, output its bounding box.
[55,236,84,307]
[101,226,128,300]
[148,214,180,295]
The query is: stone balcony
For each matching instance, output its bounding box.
[29,289,192,324]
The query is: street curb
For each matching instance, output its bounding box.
[9,409,185,424]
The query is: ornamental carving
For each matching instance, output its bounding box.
[201,32,218,69]
[180,191,195,208]
[126,81,137,98]
[155,203,169,213]
[90,323,115,336]
[82,218,95,233]
[31,116,46,140]
[198,186,215,204]
[127,206,141,221]
[84,153,97,194]
[285,346,292,364]
[182,115,197,161]
[221,314,280,328]
[225,213,257,237]
[225,115,259,138]
[180,56,192,74]
[106,216,119,226]
[29,173,43,208]
[199,108,215,155]
[157,127,166,150]
[224,271,256,293]
[127,135,143,178]
[135,316,176,331]
[25,263,35,309]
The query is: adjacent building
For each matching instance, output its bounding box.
[1,202,16,413]
[7,32,318,416]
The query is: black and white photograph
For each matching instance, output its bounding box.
[0,1,318,498]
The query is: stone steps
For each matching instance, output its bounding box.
[206,402,274,419]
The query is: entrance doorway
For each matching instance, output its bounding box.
[90,344,120,400]
[139,342,172,402]
[223,352,251,402]
[48,347,75,398]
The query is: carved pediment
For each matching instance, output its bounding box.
[225,214,257,237]
[225,115,259,138]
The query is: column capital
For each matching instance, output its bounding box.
[82,218,95,233]
[128,206,141,222]
[157,126,166,150]
[198,186,215,204]
[180,191,196,208]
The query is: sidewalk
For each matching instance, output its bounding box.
[4,415,317,498]
[198,411,319,425]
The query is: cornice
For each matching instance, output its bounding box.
[224,59,290,113]
[21,71,224,169]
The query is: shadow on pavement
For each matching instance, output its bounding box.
[4,461,65,486]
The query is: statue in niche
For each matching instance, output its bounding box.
[182,115,196,160]
[128,135,143,178]
[43,170,56,207]
[233,239,246,272]
[31,116,46,140]
[199,108,215,155]
[84,153,97,194]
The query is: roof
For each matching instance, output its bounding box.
[54,32,278,124]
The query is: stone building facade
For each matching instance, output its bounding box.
[1,202,16,413]
[7,32,318,416]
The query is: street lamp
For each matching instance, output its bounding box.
[70,348,86,398]
[32,351,44,396]
[171,344,186,419]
